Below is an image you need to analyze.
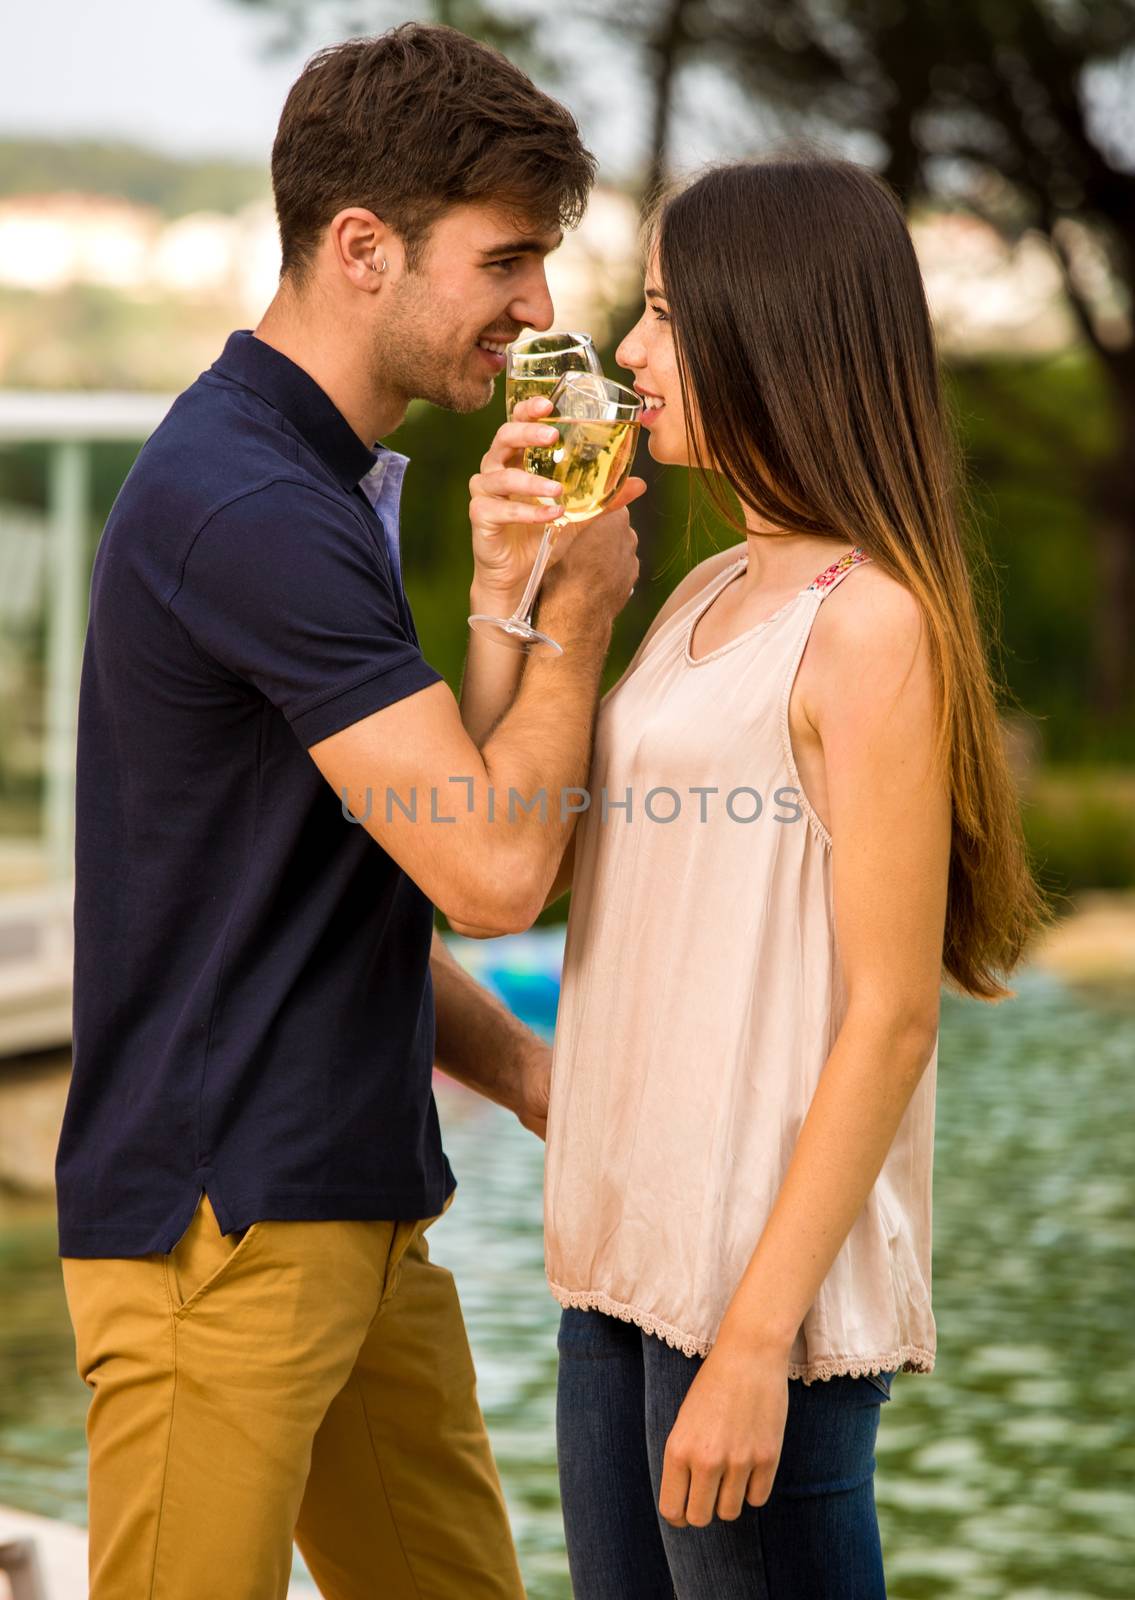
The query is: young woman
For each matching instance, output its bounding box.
[472,157,1047,1598]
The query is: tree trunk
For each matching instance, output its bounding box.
[620,0,689,636]
[641,0,687,206]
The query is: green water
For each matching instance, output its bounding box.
[1,958,1132,1598]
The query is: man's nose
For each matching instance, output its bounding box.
[514,272,555,333]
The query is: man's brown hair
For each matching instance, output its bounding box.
[272,23,597,283]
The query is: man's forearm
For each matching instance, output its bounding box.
[477,586,610,886]
[459,580,527,747]
[430,928,543,1108]
[441,584,609,930]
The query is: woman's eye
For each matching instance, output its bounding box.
[651,305,670,323]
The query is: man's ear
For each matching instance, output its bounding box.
[329,208,396,290]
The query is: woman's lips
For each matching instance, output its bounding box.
[634,387,666,427]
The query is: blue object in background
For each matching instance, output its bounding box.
[445,928,565,1041]
[485,968,561,1035]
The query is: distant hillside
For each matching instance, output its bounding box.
[0,137,270,216]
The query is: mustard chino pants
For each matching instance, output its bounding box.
[61,1191,526,1599]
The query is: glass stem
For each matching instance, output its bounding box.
[509,518,564,627]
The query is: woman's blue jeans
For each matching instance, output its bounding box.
[556,1306,895,1599]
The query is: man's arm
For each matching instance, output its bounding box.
[308,508,638,937]
[459,583,526,748]
[430,929,550,1137]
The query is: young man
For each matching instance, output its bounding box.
[56,24,640,1599]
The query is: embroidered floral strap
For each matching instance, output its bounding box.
[806,546,871,594]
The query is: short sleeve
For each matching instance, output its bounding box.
[169,480,444,746]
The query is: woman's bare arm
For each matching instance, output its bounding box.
[717,571,948,1356]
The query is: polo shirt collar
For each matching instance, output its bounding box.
[212,329,378,491]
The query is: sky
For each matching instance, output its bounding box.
[0,0,316,160]
[0,0,669,181]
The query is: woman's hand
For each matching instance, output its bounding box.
[658,1338,791,1527]
[469,394,646,606]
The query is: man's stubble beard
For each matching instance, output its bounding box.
[371,290,495,417]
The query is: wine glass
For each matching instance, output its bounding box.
[468,373,643,656]
[503,331,603,420]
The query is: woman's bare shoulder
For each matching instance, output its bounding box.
[802,559,930,723]
[815,558,925,644]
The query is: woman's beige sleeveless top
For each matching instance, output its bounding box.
[543,544,938,1382]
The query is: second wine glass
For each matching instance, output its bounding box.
[468,373,643,656]
[503,331,603,420]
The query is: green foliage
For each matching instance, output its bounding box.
[0,138,269,216]
[1023,769,1135,895]
[946,354,1131,761]
[0,284,247,392]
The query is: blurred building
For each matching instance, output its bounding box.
[0,185,1097,363]
[0,191,279,311]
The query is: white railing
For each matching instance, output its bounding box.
[0,392,174,880]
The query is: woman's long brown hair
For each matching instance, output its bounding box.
[650,157,1052,1001]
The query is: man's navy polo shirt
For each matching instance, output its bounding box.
[56,329,456,1257]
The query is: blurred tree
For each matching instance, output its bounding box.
[582,0,1135,721]
[229,0,540,64]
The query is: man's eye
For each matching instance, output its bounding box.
[489,257,521,272]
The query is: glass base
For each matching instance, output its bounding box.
[468,613,564,657]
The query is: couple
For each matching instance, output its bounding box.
[55,21,1044,1600]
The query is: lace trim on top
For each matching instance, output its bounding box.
[549,1281,935,1384]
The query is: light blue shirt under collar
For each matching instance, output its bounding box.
[358,443,410,595]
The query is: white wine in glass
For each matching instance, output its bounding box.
[504,331,602,420]
[468,373,642,656]
[523,418,640,523]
